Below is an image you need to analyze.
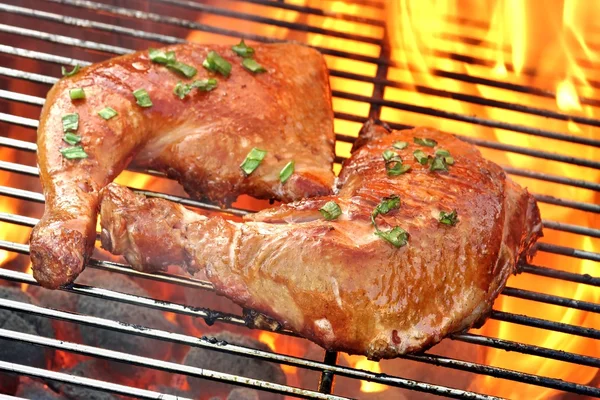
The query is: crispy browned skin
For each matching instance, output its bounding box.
[30,43,335,289]
[100,124,542,359]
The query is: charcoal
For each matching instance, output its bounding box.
[74,272,176,378]
[0,287,54,395]
[228,388,261,400]
[15,377,66,399]
[47,360,119,400]
[184,332,286,400]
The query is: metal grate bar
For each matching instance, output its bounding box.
[541,221,600,239]
[502,287,600,313]
[0,292,498,400]
[521,264,599,287]
[0,327,345,400]
[536,243,600,262]
[152,0,382,45]
[533,195,600,214]
[0,360,187,400]
[491,310,600,340]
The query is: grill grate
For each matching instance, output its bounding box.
[0,0,598,399]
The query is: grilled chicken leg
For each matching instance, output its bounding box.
[100,123,542,359]
[31,43,335,289]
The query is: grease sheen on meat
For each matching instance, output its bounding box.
[30,43,335,289]
[100,124,542,359]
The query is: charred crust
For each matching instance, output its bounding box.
[352,119,394,152]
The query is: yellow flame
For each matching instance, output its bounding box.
[556,78,582,111]
[353,358,387,393]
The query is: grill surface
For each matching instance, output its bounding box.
[0,0,598,399]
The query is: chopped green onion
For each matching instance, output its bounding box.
[371,195,401,227]
[319,201,342,221]
[375,226,408,248]
[203,51,232,77]
[240,147,267,175]
[413,149,428,165]
[439,210,459,226]
[61,65,80,77]
[63,132,81,145]
[393,141,408,150]
[232,39,255,58]
[174,79,218,99]
[445,156,455,165]
[279,161,295,184]
[62,113,79,133]
[430,156,448,172]
[382,149,398,161]
[60,145,88,159]
[166,61,197,78]
[387,163,411,176]
[98,107,118,120]
[242,58,266,73]
[133,89,153,108]
[69,88,85,100]
[148,48,175,65]
[414,137,437,147]
[435,148,451,157]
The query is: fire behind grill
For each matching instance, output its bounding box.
[0,0,598,399]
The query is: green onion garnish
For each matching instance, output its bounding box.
[382,150,410,176]
[371,195,401,227]
[69,88,85,100]
[203,51,232,77]
[414,137,437,147]
[60,145,88,160]
[319,201,342,221]
[393,141,408,150]
[133,89,153,108]
[62,113,79,133]
[435,148,451,157]
[98,107,118,120]
[63,132,81,146]
[232,39,255,58]
[375,227,408,248]
[166,61,197,78]
[148,48,176,65]
[382,149,397,161]
[61,65,80,77]
[240,147,267,175]
[242,58,266,73]
[173,79,218,99]
[445,156,455,165]
[429,156,448,172]
[279,161,295,184]
[413,149,428,165]
[439,210,458,226]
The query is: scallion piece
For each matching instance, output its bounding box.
[388,163,411,176]
[430,156,448,172]
[413,149,428,165]
[62,113,79,133]
[445,156,455,165]
[375,226,408,248]
[203,51,232,77]
[240,147,267,175]
[232,39,255,58]
[382,149,398,161]
[414,137,437,147]
[133,89,153,108]
[279,161,295,184]
[166,61,197,78]
[319,201,342,221]
[148,48,175,65]
[393,141,408,150]
[63,132,81,146]
[174,79,218,99]
[98,107,118,120]
[371,195,401,227]
[439,210,458,226]
[69,88,85,100]
[242,58,266,73]
[61,64,80,77]
[435,148,451,157]
[60,145,88,160]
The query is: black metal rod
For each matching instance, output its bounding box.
[318,352,339,394]
[491,310,600,340]
[534,194,600,214]
[521,264,599,287]
[452,332,600,369]
[502,166,600,192]
[537,242,600,262]
[502,287,600,313]
[543,221,600,239]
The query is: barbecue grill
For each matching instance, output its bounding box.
[0,0,598,399]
